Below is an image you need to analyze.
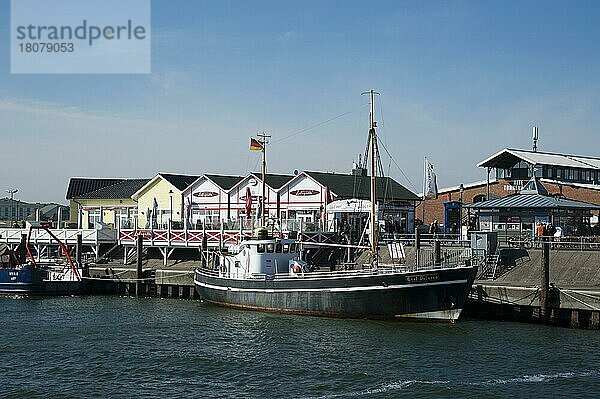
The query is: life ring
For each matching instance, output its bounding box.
[291,264,302,274]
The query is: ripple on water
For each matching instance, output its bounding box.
[1,297,599,398]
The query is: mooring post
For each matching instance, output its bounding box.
[76,233,89,277]
[433,240,441,266]
[540,240,550,321]
[136,234,143,297]
[415,228,421,266]
[19,233,28,263]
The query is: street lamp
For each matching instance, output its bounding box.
[6,189,18,225]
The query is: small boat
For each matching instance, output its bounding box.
[194,91,477,321]
[0,222,83,295]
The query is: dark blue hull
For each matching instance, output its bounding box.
[0,266,46,294]
[0,266,83,295]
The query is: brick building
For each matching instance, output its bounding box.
[417,148,600,227]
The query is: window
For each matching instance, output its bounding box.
[88,210,101,227]
[290,243,296,253]
[257,244,265,253]
[556,168,563,179]
[573,169,580,181]
[266,243,274,253]
[282,243,289,253]
[275,243,282,253]
[510,161,531,179]
[192,209,220,228]
[472,194,486,203]
[543,166,551,178]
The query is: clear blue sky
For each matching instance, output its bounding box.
[1,0,599,204]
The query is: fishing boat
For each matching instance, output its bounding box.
[194,91,477,321]
[0,222,83,295]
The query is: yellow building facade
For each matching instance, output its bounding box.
[132,173,199,229]
[66,178,149,229]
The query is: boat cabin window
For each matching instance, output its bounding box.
[275,243,282,253]
[290,243,296,253]
[282,243,289,253]
[257,244,265,253]
[235,261,241,268]
[266,243,275,253]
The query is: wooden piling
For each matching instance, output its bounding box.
[540,241,550,320]
[415,228,421,266]
[76,233,89,278]
[571,309,580,329]
[136,235,143,297]
[590,311,599,330]
[433,240,441,266]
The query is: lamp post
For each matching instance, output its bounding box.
[6,189,18,225]
[459,184,464,237]
[169,189,174,228]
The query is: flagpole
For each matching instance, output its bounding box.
[257,132,270,228]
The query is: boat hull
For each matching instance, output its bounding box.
[0,266,46,294]
[0,267,83,295]
[194,266,478,322]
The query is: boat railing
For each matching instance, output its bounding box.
[380,234,471,248]
[196,261,474,281]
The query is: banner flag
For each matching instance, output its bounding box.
[424,159,438,199]
[250,138,263,151]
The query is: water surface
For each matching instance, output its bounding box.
[1,296,598,398]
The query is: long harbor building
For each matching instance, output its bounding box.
[417,147,600,236]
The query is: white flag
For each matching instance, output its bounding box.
[424,159,438,199]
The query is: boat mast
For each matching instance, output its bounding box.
[362,89,380,260]
[257,132,270,227]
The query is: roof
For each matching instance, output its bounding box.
[159,173,201,191]
[204,174,244,190]
[75,179,150,200]
[304,171,419,202]
[540,178,600,191]
[519,177,549,196]
[478,148,600,170]
[420,178,497,197]
[250,173,294,189]
[66,178,126,199]
[465,194,599,210]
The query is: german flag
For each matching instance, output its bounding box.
[250,138,263,151]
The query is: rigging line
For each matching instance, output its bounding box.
[377,137,419,193]
[383,157,392,204]
[272,104,369,144]
[560,291,600,310]
[245,151,251,174]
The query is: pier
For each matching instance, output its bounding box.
[0,227,118,261]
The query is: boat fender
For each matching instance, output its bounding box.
[291,264,302,275]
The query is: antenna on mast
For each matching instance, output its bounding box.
[257,132,271,227]
[532,126,539,152]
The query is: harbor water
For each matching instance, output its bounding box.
[1,296,598,398]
